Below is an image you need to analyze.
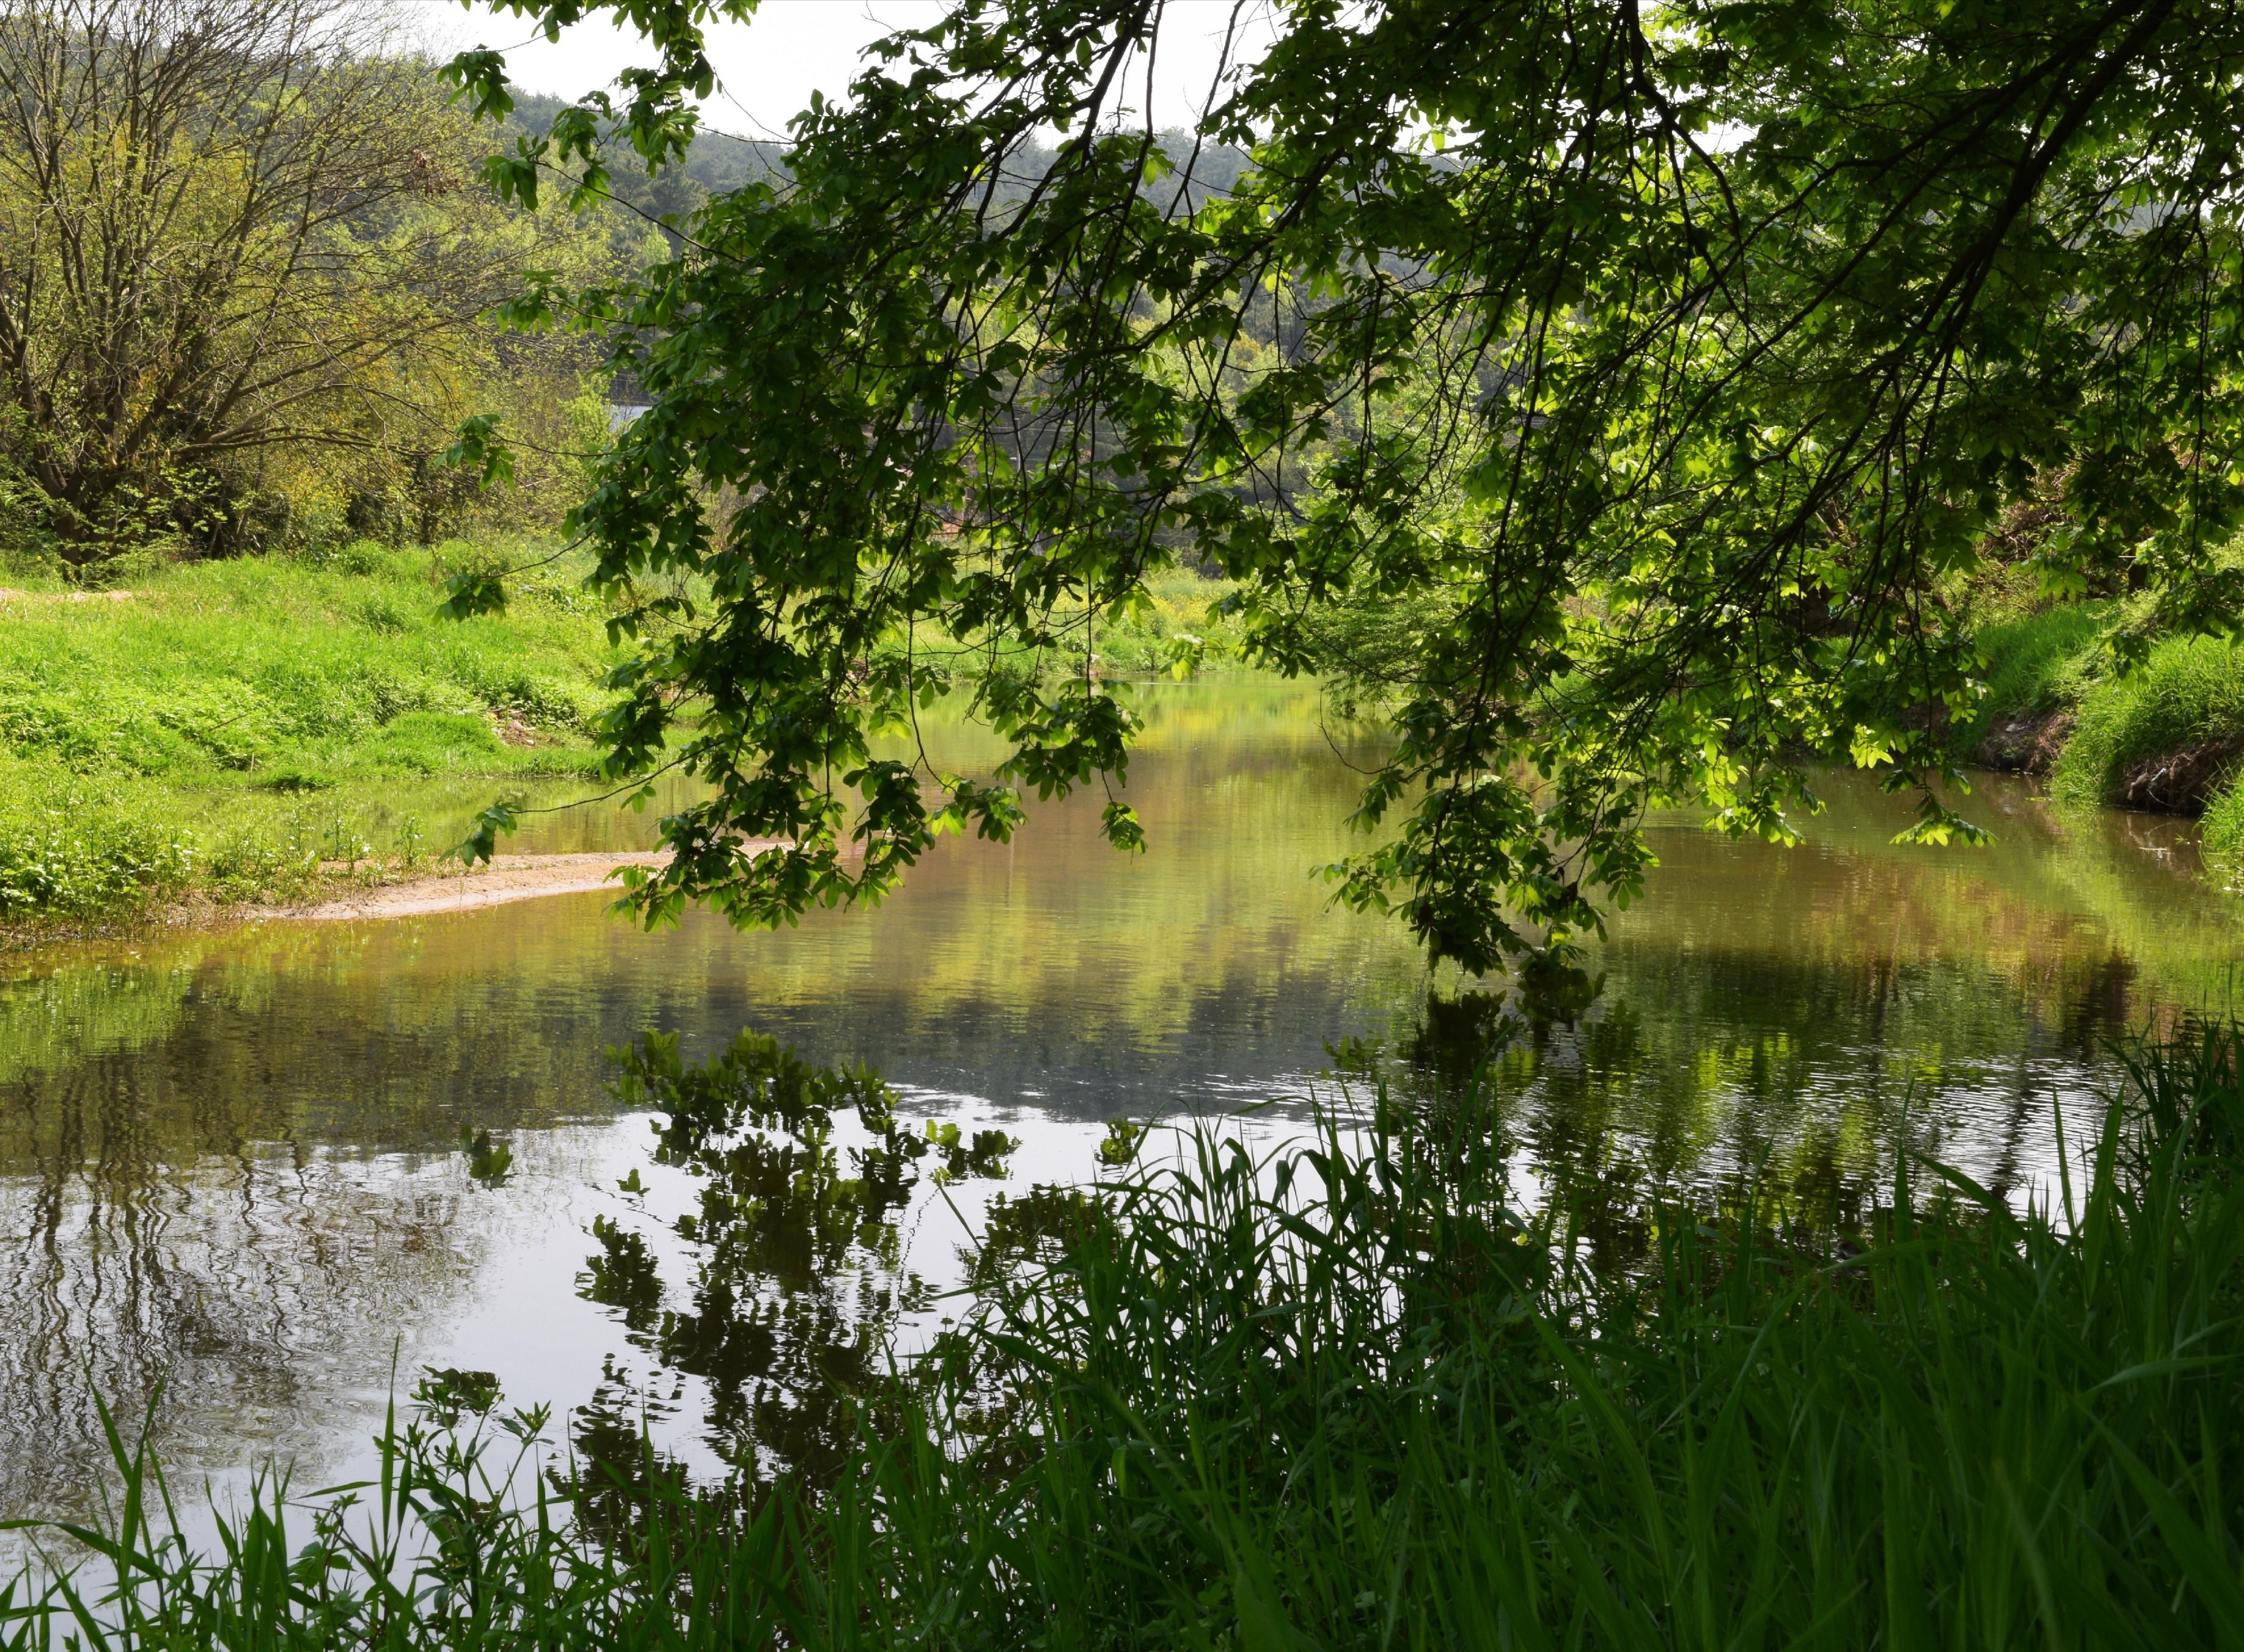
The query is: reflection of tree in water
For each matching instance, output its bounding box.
[571,1032,1016,1506]
[0,1050,491,1529]
[1393,943,2128,1260]
[2054,948,2140,1058]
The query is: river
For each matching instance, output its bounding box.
[0,675,2234,1546]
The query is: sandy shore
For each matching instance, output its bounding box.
[265,851,674,921]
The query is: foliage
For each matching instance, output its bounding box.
[1007,566,1245,680]
[1294,580,1465,720]
[502,87,785,253]
[0,0,633,566]
[3,1017,2240,1647]
[0,816,195,922]
[439,0,2244,975]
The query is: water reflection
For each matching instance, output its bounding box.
[571,1032,1014,1496]
[1487,778,2237,1210]
[0,678,2237,1540]
[0,1075,519,1524]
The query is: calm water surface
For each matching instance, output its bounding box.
[1,677,2237,1539]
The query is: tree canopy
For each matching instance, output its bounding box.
[451,0,2244,973]
[0,0,641,564]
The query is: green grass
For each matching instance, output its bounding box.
[2051,633,2244,800]
[0,539,620,785]
[0,540,629,923]
[1962,601,2244,865]
[1957,601,2111,749]
[2201,782,2244,868]
[7,1020,2240,1649]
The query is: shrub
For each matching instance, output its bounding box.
[0,818,194,920]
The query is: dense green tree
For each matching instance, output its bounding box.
[453,0,2244,974]
[0,0,642,563]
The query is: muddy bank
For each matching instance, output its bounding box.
[2108,739,2244,812]
[1977,708,2072,776]
[1977,707,2237,813]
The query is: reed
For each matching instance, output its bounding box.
[6,1023,2241,1649]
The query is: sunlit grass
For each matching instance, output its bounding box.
[2053,634,2244,799]
[0,540,625,923]
[0,539,620,788]
[1957,601,2112,751]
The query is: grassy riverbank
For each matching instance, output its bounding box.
[1962,590,2244,861]
[0,553,1251,931]
[7,1020,2238,1649]
[0,542,625,926]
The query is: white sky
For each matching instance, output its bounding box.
[411,1,1283,142]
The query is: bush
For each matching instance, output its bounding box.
[0,817,194,920]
